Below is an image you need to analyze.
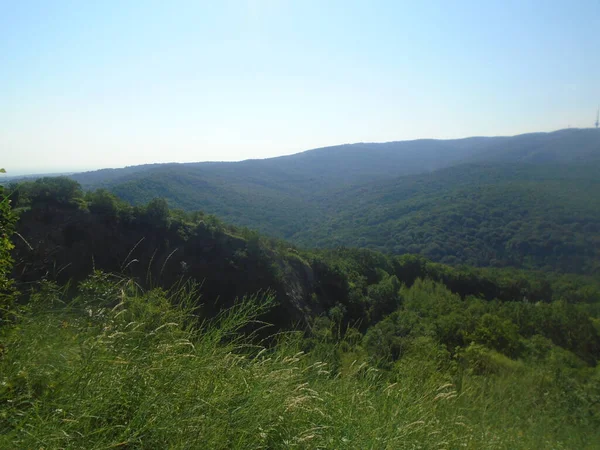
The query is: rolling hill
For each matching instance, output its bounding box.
[72,128,600,195]
[61,128,600,273]
[9,128,600,273]
[292,162,600,274]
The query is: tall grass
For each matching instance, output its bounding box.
[0,277,598,449]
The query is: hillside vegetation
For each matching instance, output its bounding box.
[71,128,600,194]
[2,280,599,449]
[45,128,600,274]
[1,177,600,447]
[294,162,600,274]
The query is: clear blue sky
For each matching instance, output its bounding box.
[1,0,599,175]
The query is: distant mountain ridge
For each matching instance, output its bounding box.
[10,127,600,274]
[71,128,600,192]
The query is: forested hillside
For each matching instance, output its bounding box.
[294,162,600,274]
[46,128,600,275]
[2,177,600,447]
[71,128,600,195]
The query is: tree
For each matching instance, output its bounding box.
[0,169,17,321]
[367,274,400,323]
[469,313,521,357]
[28,177,84,208]
[88,189,120,218]
[142,198,170,229]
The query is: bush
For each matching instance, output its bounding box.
[0,171,17,321]
[87,189,120,218]
[460,343,524,376]
[28,177,84,208]
[469,313,522,357]
[0,274,599,447]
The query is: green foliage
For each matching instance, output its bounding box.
[76,270,122,306]
[1,277,599,448]
[93,162,600,275]
[86,189,121,217]
[366,272,400,323]
[294,163,600,275]
[468,313,522,357]
[25,177,84,208]
[0,169,17,320]
[3,177,600,446]
[460,343,524,376]
[48,129,600,275]
[141,197,170,229]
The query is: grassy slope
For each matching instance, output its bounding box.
[1,280,598,449]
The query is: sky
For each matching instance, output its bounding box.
[1,0,599,175]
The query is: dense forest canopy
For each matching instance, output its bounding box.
[7,129,593,274]
[292,162,600,274]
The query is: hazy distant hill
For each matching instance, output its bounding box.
[72,128,600,194]
[64,128,600,240]
[4,127,582,273]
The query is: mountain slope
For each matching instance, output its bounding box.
[292,162,600,274]
[17,128,594,274]
[65,128,600,234]
[4,164,600,449]
[71,128,600,195]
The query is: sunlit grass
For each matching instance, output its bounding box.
[0,278,598,449]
